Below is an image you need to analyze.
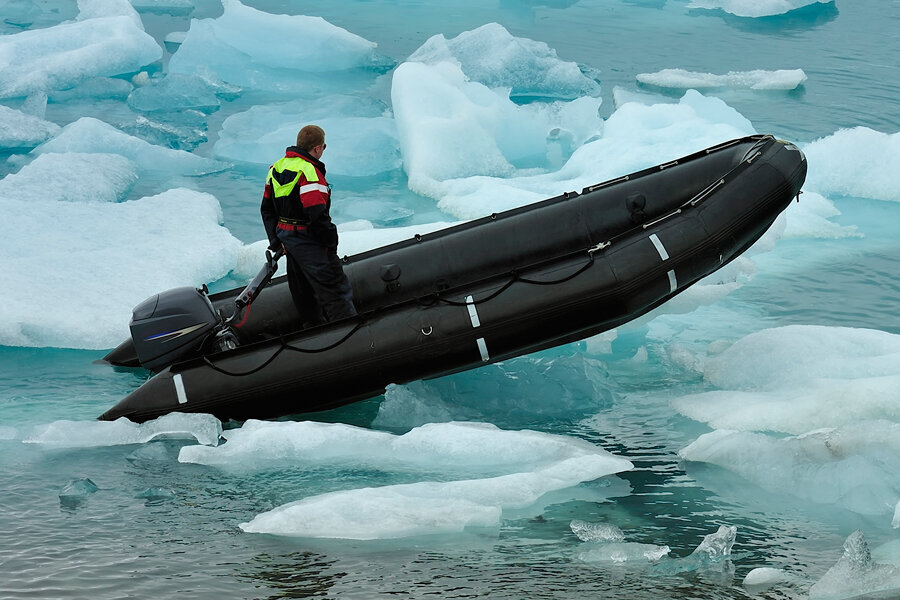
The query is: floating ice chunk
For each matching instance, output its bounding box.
[743,566,787,587]
[427,89,752,220]
[0,152,136,203]
[0,104,60,148]
[126,73,221,114]
[30,117,229,176]
[0,11,161,98]
[408,23,600,100]
[240,452,632,539]
[679,422,900,518]
[687,0,832,18]
[782,191,862,239]
[577,542,671,563]
[59,478,99,506]
[570,519,625,542]
[702,325,900,392]
[673,375,900,435]
[214,96,401,176]
[25,413,221,447]
[803,128,900,203]
[673,325,900,435]
[135,487,176,504]
[163,30,187,52]
[180,420,629,477]
[809,530,900,600]
[391,59,602,207]
[168,0,389,92]
[182,420,631,539]
[637,68,806,91]
[0,183,242,349]
[692,525,737,560]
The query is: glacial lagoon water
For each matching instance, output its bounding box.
[1,0,899,598]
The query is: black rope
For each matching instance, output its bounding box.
[198,248,598,378]
[434,251,596,307]
[201,320,365,377]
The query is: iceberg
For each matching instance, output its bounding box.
[29,117,229,176]
[0,104,60,148]
[168,0,390,94]
[679,422,900,519]
[0,6,161,98]
[636,68,807,91]
[803,128,900,203]
[408,23,600,100]
[687,0,833,18]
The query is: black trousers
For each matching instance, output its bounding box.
[278,232,357,325]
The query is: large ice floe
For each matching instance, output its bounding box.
[0,0,161,99]
[167,0,391,95]
[179,420,633,539]
[675,325,900,522]
[0,119,241,349]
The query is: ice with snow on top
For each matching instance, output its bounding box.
[23,413,222,447]
[0,104,60,148]
[27,117,229,176]
[802,128,900,203]
[168,0,390,94]
[809,530,900,600]
[679,422,900,519]
[687,0,832,18]
[672,325,900,434]
[637,68,807,91]
[0,0,160,99]
[179,421,632,539]
[213,95,401,176]
[0,150,241,348]
[408,23,600,101]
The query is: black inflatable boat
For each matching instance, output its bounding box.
[99,135,806,423]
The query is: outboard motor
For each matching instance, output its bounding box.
[128,249,283,371]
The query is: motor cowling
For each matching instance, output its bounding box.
[129,286,222,371]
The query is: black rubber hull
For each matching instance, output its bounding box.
[99,135,806,423]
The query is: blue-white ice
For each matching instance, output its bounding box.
[687,0,833,18]
[214,95,401,176]
[0,104,59,148]
[168,0,390,95]
[407,23,600,101]
[809,531,900,600]
[22,412,221,447]
[637,68,807,91]
[0,4,898,585]
[178,420,632,539]
[0,0,160,99]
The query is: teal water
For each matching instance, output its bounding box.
[2,1,900,598]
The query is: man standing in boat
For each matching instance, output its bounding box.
[261,125,357,326]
